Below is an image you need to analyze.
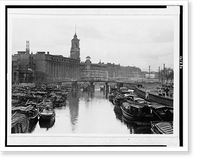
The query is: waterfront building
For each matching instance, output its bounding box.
[118,66,141,78]
[12,32,144,84]
[12,33,81,83]
[80,56,108,81]
[35,51,80,81]
[106,63,142,81]
[12,41,35,83]
[106,63,121,78]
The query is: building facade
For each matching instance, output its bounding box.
[35,51,80,81]
[80,56,108,81]
[12,33,81,83]
[106,63,142,80]
[12,32,145,84]
[12,43,36,84]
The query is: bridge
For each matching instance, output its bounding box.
[44,79,142,88]
[44,78,146,85]
[41,78,147,93]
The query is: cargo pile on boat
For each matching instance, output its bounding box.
[11,84,69,133]
[108,86,173,134]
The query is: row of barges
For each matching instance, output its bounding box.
[109,86,173,134]
[11,84,70,133]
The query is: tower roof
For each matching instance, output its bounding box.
[86,56,91,60]
[74,33,77,39]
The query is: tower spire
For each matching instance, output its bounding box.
[74,25,77,38]
[75,24,76,34]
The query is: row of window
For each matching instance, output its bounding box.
[46,57,79,64]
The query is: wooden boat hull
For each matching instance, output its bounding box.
[39,114,55,121]
[134,87,173,107]
[39,117,55,128]
[120,105,153,125]
[151,121,173,134]
[122,116,151,126]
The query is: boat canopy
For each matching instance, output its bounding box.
[120,87,128,90]
[122,102,145,109]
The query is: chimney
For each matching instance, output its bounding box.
[26,41,30,55]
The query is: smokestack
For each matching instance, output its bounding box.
[26,41,30,55]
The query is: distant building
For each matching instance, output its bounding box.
[12,33,81,83]
[35,51,80,81]
[80,56,108,81]
[12,55,19,84]
[12,32,144,84]
[12,41,35,83]
[106,63,142,80]
[106,63,121,78]
[142,71,159,79]
[118,66,141,78]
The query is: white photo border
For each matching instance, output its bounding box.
[1,2,188,151]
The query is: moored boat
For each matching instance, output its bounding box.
[39,101,55,120]
[151,121,173,134]
[134,86,173,107]
[11,112,29,133]
[39,108,55,121]
[108,93,115,103]
[119,87,130,94]
[149,104,173,121]
[120,102,154,125]
[39,117,55,129]
[122,116,151,126]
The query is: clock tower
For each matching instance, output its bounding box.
[70,33,80,60]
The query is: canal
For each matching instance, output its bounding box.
[31,88,152,134]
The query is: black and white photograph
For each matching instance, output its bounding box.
[1,1,188,151]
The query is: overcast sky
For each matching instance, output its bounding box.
[11,11,175,71]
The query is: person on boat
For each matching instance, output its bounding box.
[165,87,169,96]
[158,88,162,96]
[145,89,150,99]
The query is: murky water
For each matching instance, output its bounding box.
[28,89,152,134]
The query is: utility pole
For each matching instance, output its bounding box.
[149,65,150,83]
[163,64,165,84]
[158,66,160,83]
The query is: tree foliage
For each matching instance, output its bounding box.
[34,71,50,84]
[160,68,174,83]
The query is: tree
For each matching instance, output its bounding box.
[166,68,174,83]
[160,68,174,84]
[34,71,50,84]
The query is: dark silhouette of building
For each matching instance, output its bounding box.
[12,41,35,83]
[70,33,80,60]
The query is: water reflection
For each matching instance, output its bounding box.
[13,85,152,134]
[68,91,79,131]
